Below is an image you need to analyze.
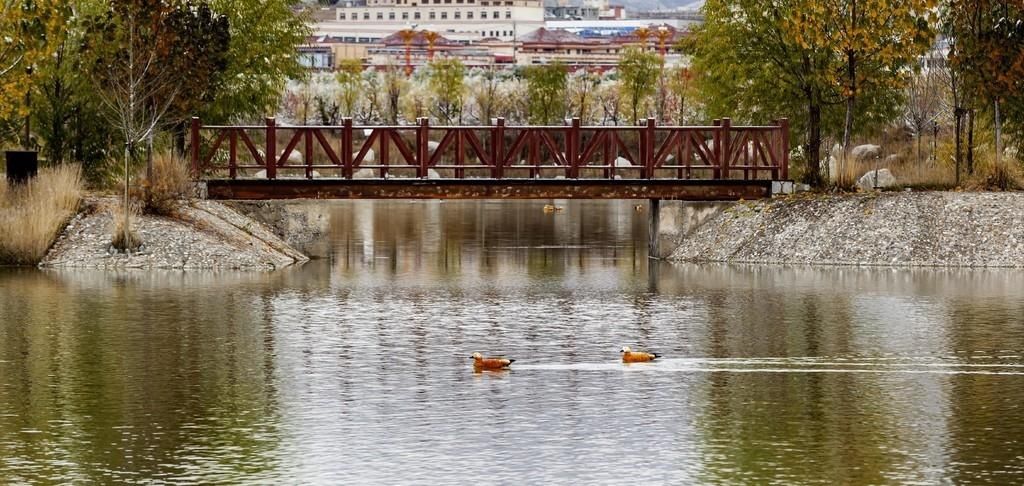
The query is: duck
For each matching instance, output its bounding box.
[542,204,564,213]
[471,352,515,371]
[634,204,644,212]
[620,346,660,363]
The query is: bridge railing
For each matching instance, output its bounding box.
[189,117,789,181]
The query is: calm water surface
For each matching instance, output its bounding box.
[2,200,1024,484]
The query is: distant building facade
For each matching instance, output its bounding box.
[310,0,545,44]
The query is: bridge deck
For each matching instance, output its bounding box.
[203,178,775,200]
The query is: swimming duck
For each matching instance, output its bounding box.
[471,352,515,371]
[542,204,564,213]
[620,346,660,363]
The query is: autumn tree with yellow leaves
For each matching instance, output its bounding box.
[688,0,935,186]
[0,0,66,147]
[820,0,935,158]
[946,0,1024,183]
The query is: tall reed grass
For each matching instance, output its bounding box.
[138,151,192,215]
[110,199,141,251]
[0,165,84,265]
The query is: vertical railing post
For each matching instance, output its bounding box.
[190,117,200,178]
[304,128,314,179]
[528,131,539,178]
[643,118,656,179]
[603,131,613,179]
[721,117,732,180]
[712,119,721,179]
[418,117,429,179]
[379,128,389,179]
[568,117,580,178]
[493,117,505,179]
[780,118,790,180]
[228,129,237,180]
[265,117,277,180]
[342,118,353,179]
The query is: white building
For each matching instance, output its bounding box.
[311,0,545,43]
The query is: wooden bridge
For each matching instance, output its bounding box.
[190,117,790,201]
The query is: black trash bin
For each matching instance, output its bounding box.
[5,150,38,184]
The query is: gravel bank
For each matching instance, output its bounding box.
[42,197,308,270]
[669,192,1024,267]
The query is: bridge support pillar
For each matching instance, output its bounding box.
[648,198,660,259]
[650,200,737,260]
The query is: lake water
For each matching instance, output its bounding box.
[2,200,1024,484]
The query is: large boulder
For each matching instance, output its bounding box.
[826,144,842,181]
[285,150,303,165]
[827,155,838,181]
[851,144,882,161]
[857,168,897,191]
[359,148,375,163]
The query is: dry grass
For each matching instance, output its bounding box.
[963,157,1023,191]
[831,154,864,191]
[0,164,84,265]
[110,199,142,251]
[138,151,192,215]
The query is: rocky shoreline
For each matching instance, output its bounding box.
[42,197,308,270]
[668,191,1024,267]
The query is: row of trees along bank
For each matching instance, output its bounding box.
[687,0,1024,188]
[3,0,1024,191]
[0,0,309,184]
[281,48,685,129]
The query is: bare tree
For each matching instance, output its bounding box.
[596,81,624,126]
[468,66,503,125]
[86,10,181,249]
[567,70,599,124]
[903,65,943,165]
[382,64,405,125]
[935,47,968,184]
[355,71,382,123]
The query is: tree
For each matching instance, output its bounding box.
[382,64,406,124]
[668,66,699,125]
[688,0,839,186]
[165,1,230,152]
[617,46,661,125]
[426,58,465,124]
[947,1,1024,173]
[0,0,66,146]
[82,0,229,247]
[567,69,599,124]
[903,67,943,164]
[468,67,503,124]
[356,70,382,123]
[315,92,340,125]
[34,37,114,176]
[937,10,972,181]
[523,62,567,125]
[821,0,935,158]
[202,0,310,123]
[336,58,364,117]
[31,1,115,178]
[596,80,625,126]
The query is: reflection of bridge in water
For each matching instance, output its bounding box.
[190,116,790,201]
